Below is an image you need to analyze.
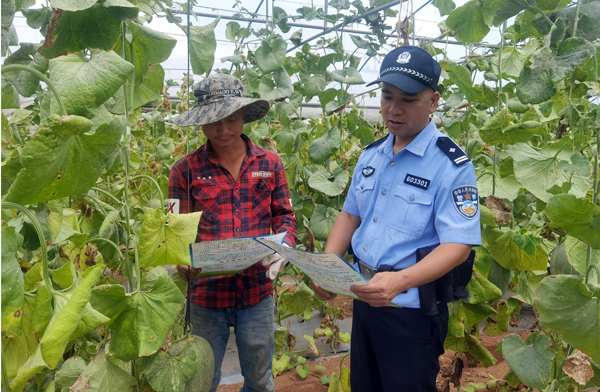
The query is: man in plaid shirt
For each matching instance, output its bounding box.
[169,74,297,392]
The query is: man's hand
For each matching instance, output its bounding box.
[350,272,407,307]
[310,280,337,301]
[262,253,287,280]
[176,265,202,281]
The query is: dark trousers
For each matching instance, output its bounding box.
[350,300,449,392]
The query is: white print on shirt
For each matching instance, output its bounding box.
[252,171,274,178]
[166,199,180,214]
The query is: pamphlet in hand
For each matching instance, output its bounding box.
[189,232,368,299]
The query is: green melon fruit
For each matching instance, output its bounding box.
[170,335,215,392]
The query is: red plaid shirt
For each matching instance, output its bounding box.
[169,135,297,309]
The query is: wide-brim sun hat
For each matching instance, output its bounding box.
[366,46,441,94]
[173,73,269,127]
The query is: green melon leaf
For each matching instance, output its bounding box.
[125,22,176,83]
[444,333,497,367]
[2,0,16,28]
[70,351,136,392]
[502,333,554,389]
[513,270,546,305]
[513,142,590,203]
[39,3,138,58]
[308,127,341,164]
[309,204,339,241]
[2,43,49,97]
[492,0,535,26]
[535,275,600,361]
[259,70,293,101]
[482,227,548,270]
[138,208,202,269]
[50,0,97,12]
[189,18,219,76]
[144,341,197,392]
[255,36,287,74]
[1,226,25,336]
[308,169,348,197]
[5,114,124,206]
[433,0,456,15]
[47,50,134,117]
[109,64,165,114]
[89,284,129,322]
[273,128,296,154]
[109,273,185,360]
[546,194,600,249]
[280,281,314,315]
[446,0,491,43]
[40,264,106,369]
[331,67,364,85]
[559,236,600,275]
[55,356,87,392]
[1,77,20,109]
[517,66,555,104]
[299,71,326,101]
[464,274,503,304]
[447,301,496,337]
[441,61,497,106]
[3,295,36,378]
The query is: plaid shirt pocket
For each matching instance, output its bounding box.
[192,185,222,221]
[251,178,274,218]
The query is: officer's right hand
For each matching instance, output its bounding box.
[310,280,337,301]
[176,265,202,281]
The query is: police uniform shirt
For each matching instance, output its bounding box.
[343,120,482,308]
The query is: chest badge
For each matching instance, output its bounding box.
[452,186,479,219]
[362,166,375,177]
[404,174,430,190]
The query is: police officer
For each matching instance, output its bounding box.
[311,46,481,391]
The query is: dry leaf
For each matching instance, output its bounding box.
[485,195,512,225]
[563,351,594,385]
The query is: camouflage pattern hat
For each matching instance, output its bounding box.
[173,74,269,126]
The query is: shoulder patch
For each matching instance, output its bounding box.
[436,137,470,166]
[364,134,389,151]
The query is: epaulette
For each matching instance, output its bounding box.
[364,134,389,150]
[436,137,470,166]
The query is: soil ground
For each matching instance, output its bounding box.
[217,293,531,392]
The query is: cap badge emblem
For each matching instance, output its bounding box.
[362,166,375,177]
[397,52,411,64]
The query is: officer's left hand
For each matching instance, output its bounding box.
[350,272,408,307]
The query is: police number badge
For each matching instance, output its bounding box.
[362,166,375,177]
[452,186,478,219]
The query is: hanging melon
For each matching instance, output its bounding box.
[170,334,215,392]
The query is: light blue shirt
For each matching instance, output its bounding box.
[343,120,482,308]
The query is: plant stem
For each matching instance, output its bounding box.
[2,202,53,292]
[88,237,123,260]
[133,238,141,292]
[497,23,505,111]
[92,187,126,206]
[339,353,351,374]
[492,147,497,195]
[130,175,165,206]
[572,0,581,38]
[1,64,68,116]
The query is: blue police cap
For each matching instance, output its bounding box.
[366,46,441,93]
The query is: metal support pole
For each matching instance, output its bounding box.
[265,0,269,26]
[286,0,402,52]
[324,0,328,27]
[178,10,501,49]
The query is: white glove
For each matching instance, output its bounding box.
[262,243,290,280]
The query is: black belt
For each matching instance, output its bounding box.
[357,260,409,294]
[357,261,403,280]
